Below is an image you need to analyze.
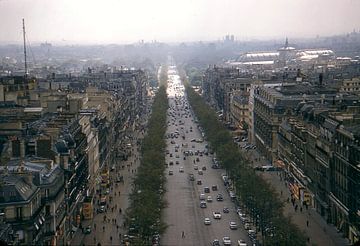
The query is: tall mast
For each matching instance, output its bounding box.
[22,18,27,77]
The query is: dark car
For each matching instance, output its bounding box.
[216,194,223,201]
[97,206,105,213]
[83,225,91,234]
[223,207,229,213]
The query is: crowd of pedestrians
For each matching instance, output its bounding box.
[71,124,146,246]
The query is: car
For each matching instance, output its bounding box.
[244,223,251,230]
[83,225,91,234]
[170,153,173,157]
[223,207,229,213]
[202,166,207,171]
[237,239,247,246]
[213,212,221,219]
[229,221,238,230]
[197,180,202,185]
[97,206,105,213]
[176,154,179,158]
[204,217,211,225]
[189,174,195,181]
[200,201,207,208]
[199,193,206,200]
[196,157,200,162]
[241,216,250,224]
[194,165,198,170]
[212,239,220,246]
[104,188,110,195]
[211,185,218,191]
[168,170,173,175]
[204,187,210,193]
[207,196,213,202]
[216,194,223,201]
[179,167,184,172]
[211,164,220,169]
[176,161,179,165]
[198,170,203,175]
[223,236,231,245]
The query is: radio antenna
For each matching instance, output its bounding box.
[22,18,28,77]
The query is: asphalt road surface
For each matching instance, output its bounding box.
[161,66,251,246]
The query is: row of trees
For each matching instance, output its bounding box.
[125,66,169,245]
[185,85,307,245]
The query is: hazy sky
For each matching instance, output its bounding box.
[0,0,359,44]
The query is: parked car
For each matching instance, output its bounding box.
[83,225,91,234]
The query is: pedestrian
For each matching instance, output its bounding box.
[181,231,185,238]
[117,225,119,231]
[103,226,105,232]
[94,223,96,230]
[295,204,298,212]
[300,207,303,213]
[306,203,309,210]
[280,190,283,196]
[93,236,96,243]
[306,220,309,227]
[119,208,122,213]
[119,233,121,238]
[110,236,112,242]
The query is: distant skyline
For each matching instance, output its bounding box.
[0,0,360,45]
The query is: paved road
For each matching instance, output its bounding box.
[162,67,251,246]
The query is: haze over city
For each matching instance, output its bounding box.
[1,0,360,44]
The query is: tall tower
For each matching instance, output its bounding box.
[22,18,28,77]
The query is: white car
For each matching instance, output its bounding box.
[229,221,237,230]
[204,217,211,225]
[207,196,213,202]
[213,212,221,219]
[222,236,231,245]
[179,167,184,172]
[237,239,247,246]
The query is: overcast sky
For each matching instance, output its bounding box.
[0,0,359,44]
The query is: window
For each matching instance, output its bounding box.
[16,207,23,220]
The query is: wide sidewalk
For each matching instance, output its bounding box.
[243,147,350,246]
[70,128,144,246]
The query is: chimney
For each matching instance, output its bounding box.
[20,139,25,158]
[319,73,323,86]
